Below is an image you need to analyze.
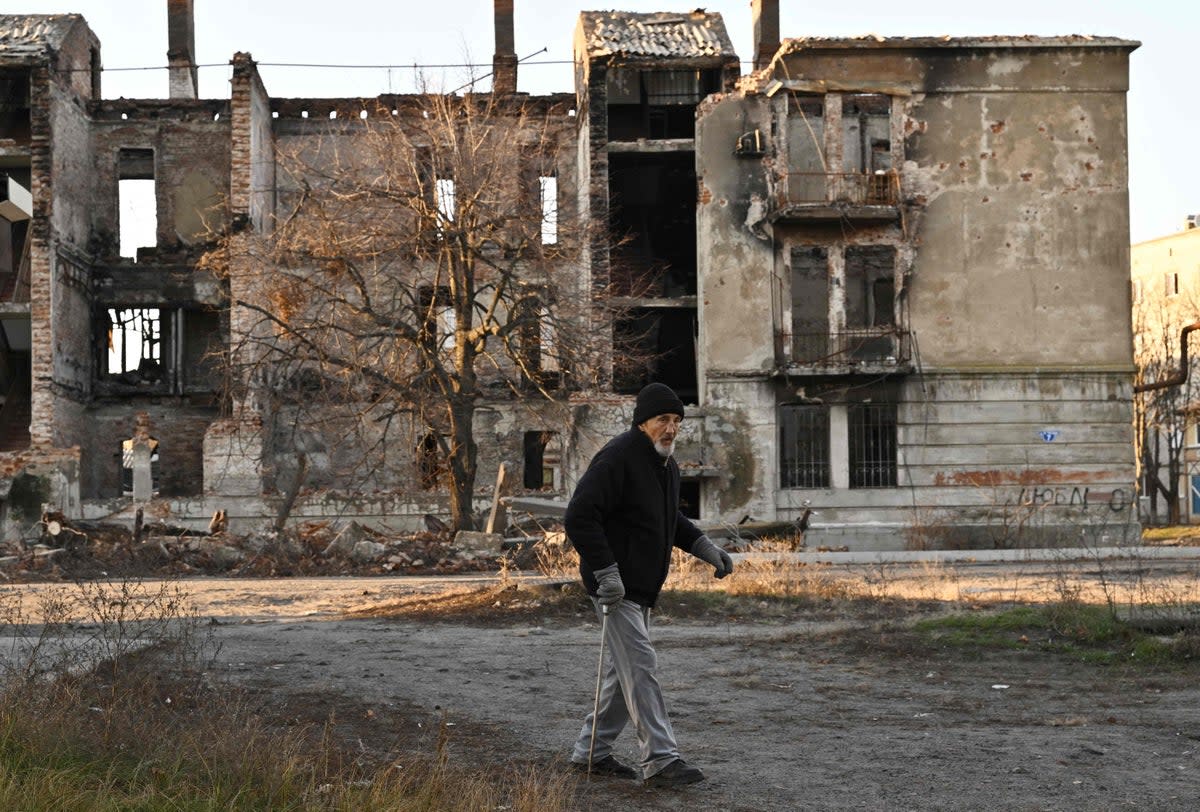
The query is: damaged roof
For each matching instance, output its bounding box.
[0,14,85,57]
[578,10,736,60]
[779,34,1140,52]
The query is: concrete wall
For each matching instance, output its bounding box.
[898,48,1134,369]
[694,39,1140,548]
[771,374,1138,549]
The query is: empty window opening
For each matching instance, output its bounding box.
[843,95,891,175]
[417,433,447,490]
[870,139,892,174]
[90,48,102,98]
[107,307,161,380]
[780,403,831,489]
[0,72,32,143]
[181,308,224,392]
[605,67,721,140]
[786,94,825,202]
[679,480,700,519]
[523,431,561,490]
[419,286,455,360]
[437,306,456,350]
[120,436,160,496]
[435,177,456,225]
[1166,272,1180,297]
[516,300,560,388]
[539,307,559,373]
[789,246,830,362]
[614,308,697,403]
[539,175,558,245]
[609,152,696,297]
[118,148,156,260]
[0,171,31,303]
[845,246,896,328]
[100,306,222,394]
[849,402,897,488]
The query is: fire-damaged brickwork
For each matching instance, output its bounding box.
[0,3,1143,550]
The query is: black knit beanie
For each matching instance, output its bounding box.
[632,383,685,428]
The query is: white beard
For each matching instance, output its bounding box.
[653,439,674,458]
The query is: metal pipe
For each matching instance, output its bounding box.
[1134,321,1200,393]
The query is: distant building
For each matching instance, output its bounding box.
[0,1,1141,548]
[1131,220,1200,525]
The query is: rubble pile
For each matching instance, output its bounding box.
[0,513,528,582]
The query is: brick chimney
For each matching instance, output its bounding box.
[493,0,518,94]
[166,0,198,99]
[752,0,780,72]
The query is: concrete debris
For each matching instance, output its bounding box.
[206,543,245,570]
[350,540,387,563]
[0,513,537,582]
[453,530,504,554]
[323,521,375,558]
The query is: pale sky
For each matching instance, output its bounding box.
[10,0,1196,243]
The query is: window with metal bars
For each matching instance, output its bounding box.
[779,403,830,488]
[849,402,897,488]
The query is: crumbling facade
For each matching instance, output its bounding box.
[0,2,1141,548]
[690,22,1141,546]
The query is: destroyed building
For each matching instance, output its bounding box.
[0,1,1141,548]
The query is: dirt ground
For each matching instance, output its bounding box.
[5,555,1199,810]
[89,559,1190,812]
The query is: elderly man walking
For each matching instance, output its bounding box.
[565,382,734,787]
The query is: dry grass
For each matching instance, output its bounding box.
[0,579,579,811]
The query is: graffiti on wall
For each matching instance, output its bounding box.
[1009,486,1132,512]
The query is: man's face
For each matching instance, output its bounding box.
[639,413,682,458]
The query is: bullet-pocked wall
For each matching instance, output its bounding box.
[696,37,1141,549]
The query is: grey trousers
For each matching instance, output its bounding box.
[570,597,680,778]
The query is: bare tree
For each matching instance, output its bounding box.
[1132,274,1200,525]
[204,91,604,531]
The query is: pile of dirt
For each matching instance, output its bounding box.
[347,579,589,624]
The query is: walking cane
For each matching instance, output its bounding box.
[586,603,609,777]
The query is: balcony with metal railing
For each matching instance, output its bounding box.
[777,328,913,374]
[771,170,901,223]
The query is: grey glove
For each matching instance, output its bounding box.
[691,535,734,579]
[594,563,625,606]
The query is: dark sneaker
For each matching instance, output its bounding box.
[572,755,638,779]
[644,758,706,787]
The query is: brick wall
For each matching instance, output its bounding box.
[84,405,217,497]
[90,102,231,255]
[27,64,54,447]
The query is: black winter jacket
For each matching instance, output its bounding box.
[564,428,704,608]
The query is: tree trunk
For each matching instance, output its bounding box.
[446,397,478,531]
[1167,456,1182,525]
[273,452,308,534]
